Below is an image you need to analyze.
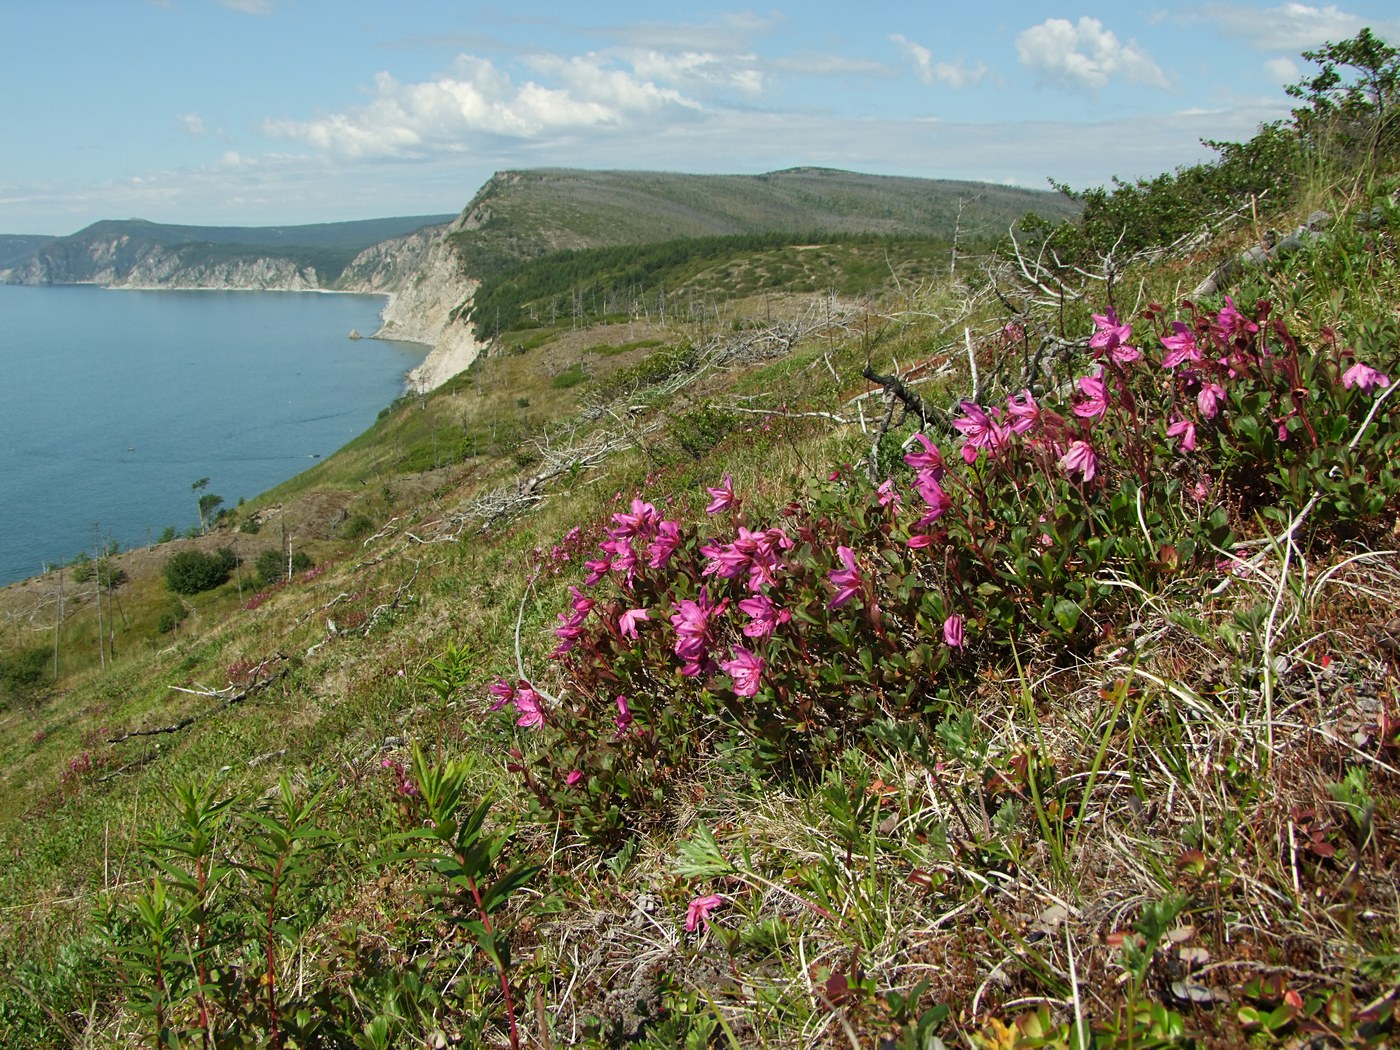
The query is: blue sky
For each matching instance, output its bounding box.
[4,1,1398,234]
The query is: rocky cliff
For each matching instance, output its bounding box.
[337,220,485,390]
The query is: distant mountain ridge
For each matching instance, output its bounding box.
[0,214,458,289]
[447,167,1078,280]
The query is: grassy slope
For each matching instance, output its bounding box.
[1,168,1399,1048]
[448,168,1079,278]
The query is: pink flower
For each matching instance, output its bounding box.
[487,679,516,712]
[671,591,723,676]
[829,545,863,609]
[646,520,684,569]
[685,893,725,932]
[568,585,596,615]
[1166,416,1197,452]
[584,555,611,586]
[1215,296,1257,338]
[877,478,903,509]
[618,607,650,639]
[1073,369,1108,419]
[906,533,934,549]
[1090,308,1140,363]
[943,614,964,649]
[614,694,633,734]
[1160,322,1201,369]
[1006,389,1041,434]
[738,594,788,638]
[720,645,764,697]
[951,400,1011,463]
[914,472,951,527]
[902,433,945,476]
[514,685,544,729]
[1059,440,1099,483]
[1197,382,1226,420]
[565,769,584,787]
[705,473,737,514]
[1342,361,1391,393]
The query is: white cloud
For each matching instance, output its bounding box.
[1015,17,1170,92]
[178,113,207,136]
[1191,3,1400,53]
[216,0,271,13]
[622,49,765,97]
[890,34,988,89]
[265,54,697,159]
[1264,56,1301,83]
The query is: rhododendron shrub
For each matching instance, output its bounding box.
[487,297,1399,842]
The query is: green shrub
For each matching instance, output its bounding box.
[163,548,238,595]
[551,363,587,389]
[0,646,50,707]
[674,404,737,458]
[156,605,189,634]
[340,513,375,540]
[255,547,312,586]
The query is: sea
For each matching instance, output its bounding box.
[0,285,427,586]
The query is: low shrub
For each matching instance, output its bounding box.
[163,548,238,595]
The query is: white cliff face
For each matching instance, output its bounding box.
[338,222,487,392]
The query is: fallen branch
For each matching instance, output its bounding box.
[107,662,287,744]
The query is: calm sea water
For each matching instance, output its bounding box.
[0,285,426,585]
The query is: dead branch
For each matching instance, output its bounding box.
[107,662,287,744]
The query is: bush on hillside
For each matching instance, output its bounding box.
[0,646,50,709]
[255,547,312,586]
[163,548,238,595]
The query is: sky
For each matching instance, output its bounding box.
[4,1,1399,236]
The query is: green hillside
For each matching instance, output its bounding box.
[448,167,1079,280]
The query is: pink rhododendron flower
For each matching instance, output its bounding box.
[685,893,725,932]
[906,533,934,549]
[951,400,1011,463]
[646,519,683,569]
[1073,369,1108,419]
[1166,416,1197,452]
[618,606,650,639]
[514,685,544,729]
[1090,308,1140,363]
[1215,296,1257,338]
[610,497,661,540]
[829,545,863,609]
[565,770,584,787]
[1006,389,1041,434]
[1197,382,1226,420]
[615,694,633,734]
[671,591,723,676]
[705,473,737,514]
[1059,440,1099,482]
[943,614,964,649]
[1160,322,1201,369]
[487,678,515,711]
[902,433,945,476]
[877,478,903,509]
[738,594,789,638]
[914,473,951,527]
[1342,361,1391,392]
[584,555,611,586]
[568,585,595,615]
[720,645,764,697]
